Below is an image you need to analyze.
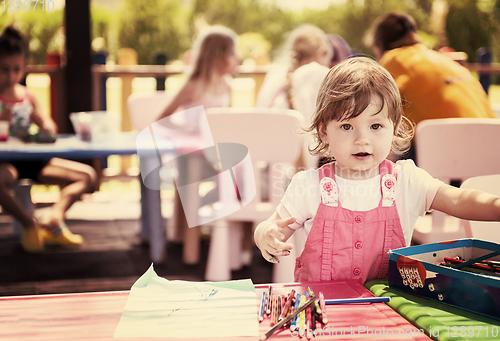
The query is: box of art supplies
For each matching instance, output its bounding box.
[388,238,500,320]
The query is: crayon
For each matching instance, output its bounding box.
[260,294,316,341]
[266,286,272,315]
[290,293,301,332]
[307,286,322,316]
[319,292,329,325]
[270,295,278,327]
[279,289,295,322]
[259,291,266,322]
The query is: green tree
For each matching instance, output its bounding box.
[446,0,494,62]
[191,0,296,60]
[0,9,63,65]
[118,0,190,64]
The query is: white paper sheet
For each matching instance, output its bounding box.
[113,264,259,338]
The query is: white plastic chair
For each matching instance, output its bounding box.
[413,118,500,244]
[127,91,202,264]
[202,107,304,282]
[460,174,500,242]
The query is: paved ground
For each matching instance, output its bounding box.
[0,184,273,296]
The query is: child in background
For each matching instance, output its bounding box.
[0,26,97,252]
[158,25,238,126]
[254,57,500,283]
[256,25,332,170]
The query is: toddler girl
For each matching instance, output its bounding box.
[0,26,97,252]
[254,56,500,283]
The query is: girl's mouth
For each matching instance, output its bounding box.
[353,152,371,160]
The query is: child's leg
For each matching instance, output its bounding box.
[0,163,43,252]
[36,158,98,246]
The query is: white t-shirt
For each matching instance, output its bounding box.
[276,159,444,253]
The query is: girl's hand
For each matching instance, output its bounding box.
[255,216,296,264]
[40,118,57,134]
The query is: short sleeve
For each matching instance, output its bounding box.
[277,169,320,230]
[396,159,444,216]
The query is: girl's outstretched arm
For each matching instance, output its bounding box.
[430,184,500,221]
[254,211,296,263]
[158,80,196,120]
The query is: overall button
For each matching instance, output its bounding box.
[353,268,361,275]
[354,215,362,223]
[355,241,362,249]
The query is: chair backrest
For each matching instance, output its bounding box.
[203,107,304,219]
[127,91,172,131]
[204,107,304,163]
[460,174,500,242]
[416,118,500,183]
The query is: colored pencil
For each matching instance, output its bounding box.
[270,295,278,326]
[290,293,301,332]
[324,297,391,305]
[260,294,317,341]
[299,294,307,337]
[277,295,282,320]
[307,286,322,315]
[319,292,328,325]
[266,286,272,315]
[278,289,295,322]
[306,303,312,339]
[311,303,317,337]
[259,291,266,322]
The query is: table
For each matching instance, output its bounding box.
[365,279,500,341]
[0,280,431,340]
[0,133,176,263]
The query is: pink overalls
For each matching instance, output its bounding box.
[294,160,406,283]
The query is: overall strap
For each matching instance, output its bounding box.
[318,162,339,206]
[379,159,398,207]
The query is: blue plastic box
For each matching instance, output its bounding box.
[388,239,500,320]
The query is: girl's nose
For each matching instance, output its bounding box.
[354,129,370,145]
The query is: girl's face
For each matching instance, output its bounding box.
[0,54,25,93]
[219,49,238,76]
[321,95,394,180]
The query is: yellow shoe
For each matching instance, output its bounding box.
[41,224,83,247]
[22,225,44,253]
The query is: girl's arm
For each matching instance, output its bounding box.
[430,183,500,221]
[254,211,296,263]
[29,92,57,134]
[158,80,196,120]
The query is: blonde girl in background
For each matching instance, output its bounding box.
[256,25,332,170]
[158,25,239,126]
[254,57,500,283]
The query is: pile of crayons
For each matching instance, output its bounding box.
[440,256,500,277]
[258,286,327,339]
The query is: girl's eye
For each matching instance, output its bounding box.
[341,124,352,131]
[371,124,382,130]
